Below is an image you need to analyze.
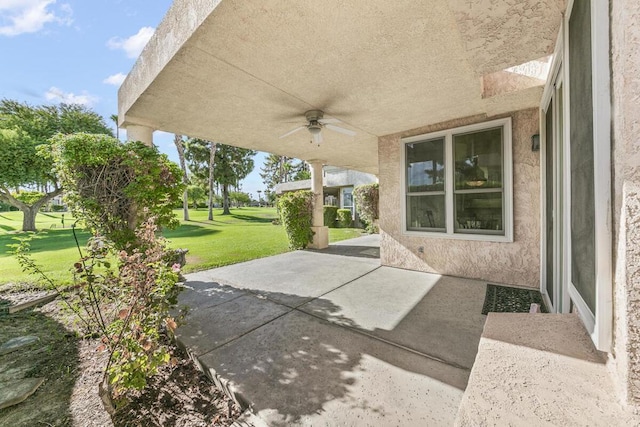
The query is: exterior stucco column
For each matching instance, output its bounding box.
[611,0,640,410]
[308,160,328,249]
[126,125,154,147]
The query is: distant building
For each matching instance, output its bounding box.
[274,166,377,221]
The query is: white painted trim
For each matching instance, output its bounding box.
[540,86,551,308]
[402,229,513,243]
[557,76,571,315]
[540,65,567,314]
[569,282,596,334]
[539,29,564,307]
[559,0,612,351]
[445,132,454,234]
[400,117,513,243]
[502,118,514,242]
[589,0,612,352]
[560,4,573,318]
[540,21,565,109]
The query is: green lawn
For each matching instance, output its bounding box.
[0,208,366,285]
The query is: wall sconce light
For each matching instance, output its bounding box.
[531,134,540,152]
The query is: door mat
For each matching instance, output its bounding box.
[482,284,548,315]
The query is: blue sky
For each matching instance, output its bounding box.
[0,0,267,199]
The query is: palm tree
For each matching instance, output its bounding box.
[110,114,119,140]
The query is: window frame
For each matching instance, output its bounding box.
[401,117,513,242]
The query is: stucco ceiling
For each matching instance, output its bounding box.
[119,0,564,175]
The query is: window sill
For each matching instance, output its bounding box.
[402,229,514,243]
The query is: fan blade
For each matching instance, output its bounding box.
[313,132,323,145]
[279,126,306,139]
[325,124,356,136]
[318,118,341,124]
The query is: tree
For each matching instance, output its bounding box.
[187,185,205,209]
[260,154,294,192]
[260,154,310,192]
[110,114,119,140]
[207,141,217,220]
[184,138,217,220]
[229,191,251,207]
[214,144,256,215]
[0,100,112,231]
[293,161,311,180]
[173,134,189,220]
[50,133,183,249]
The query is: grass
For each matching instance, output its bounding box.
[0,208,367,285]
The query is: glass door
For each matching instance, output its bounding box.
[542,67,567,313]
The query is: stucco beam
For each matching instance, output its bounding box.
[118,0,223,126]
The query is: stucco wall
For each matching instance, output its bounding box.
[611,0,640,409]
[378,108,540,288]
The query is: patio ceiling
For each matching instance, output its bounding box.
[119,0,564,175]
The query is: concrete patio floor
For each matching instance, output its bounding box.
[177,235,489,426]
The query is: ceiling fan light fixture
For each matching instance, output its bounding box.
[308,125,322,135]
[279,109,356,142]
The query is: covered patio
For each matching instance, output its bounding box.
[118,0,560,250]
[175,236,632,426]
[177,235,487,425]
[118,0,640,423]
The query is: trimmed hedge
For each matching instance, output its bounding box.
[277,190,313,249]
[354,183,379,233]
[337,209,353,228]
[323,205,338,227]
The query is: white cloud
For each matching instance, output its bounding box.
[44,86,98,106]
[103,72,127,86]
[107,26,154,58]
[0,0,73,37]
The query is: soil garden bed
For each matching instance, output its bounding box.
[0,285,241,426]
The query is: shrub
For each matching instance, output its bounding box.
[354,183,379,233]
[278,190,313,249]
[49,133,184,250]
[323,205,338,227]
[0,201,17,211]
[14,216,182,407]
[51,204,66,212]
[337,209,353,228]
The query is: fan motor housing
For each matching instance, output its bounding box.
[305,110,324,122]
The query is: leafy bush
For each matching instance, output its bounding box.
[51,204,66,212]
[337,209,353,228]
[277,190,313,249]
[323,205,338,227]
[0,201,17,211]
[11,191,45,205]
[14,216,182,405]
[354,183,379,233]
[49,133,184,250]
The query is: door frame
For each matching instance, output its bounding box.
[539,0,612,351]
[540,31,570,314]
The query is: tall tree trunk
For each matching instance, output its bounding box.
[21,205,39,232]
[222,183,230,215]
[208,141,217,220]
[0,187,63,232]
[173,134,190,221]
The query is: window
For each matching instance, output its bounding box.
[403,118,512,241]
[341,187,354,218]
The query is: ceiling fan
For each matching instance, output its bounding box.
[279,110,356,145]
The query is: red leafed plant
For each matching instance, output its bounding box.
[14,215,183,409]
